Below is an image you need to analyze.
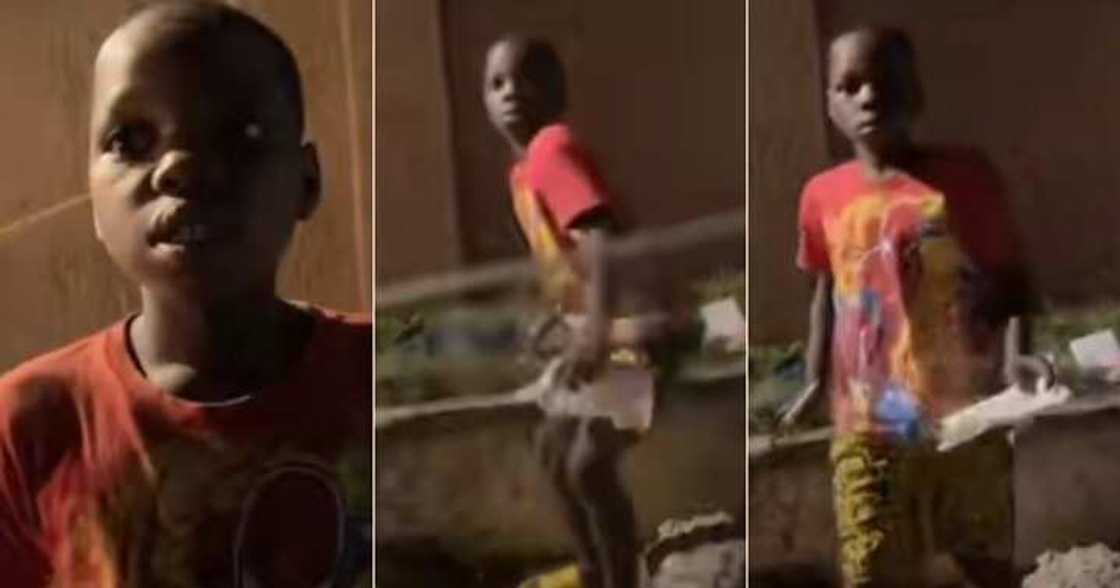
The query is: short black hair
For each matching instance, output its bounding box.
[829,26,923,114]
[122,0,306,132]
[831,26,916,67]
[495,34,568,115]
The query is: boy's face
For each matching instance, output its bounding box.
[89,21,319,302]
[827,33,919,150]
[483,40,558,148]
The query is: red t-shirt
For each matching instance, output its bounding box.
[509,123,610,311]
[0,306,371,586]
[797,149,1026,441]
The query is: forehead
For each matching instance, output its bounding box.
[828,33,912,84]
[92,22,288,118]
[484,41,529,77]
[828,34,878,79]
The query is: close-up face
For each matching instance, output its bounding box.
[482,40,558,148]
[89,19,318,303]
[827,32,919,150]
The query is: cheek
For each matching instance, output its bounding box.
[242,167,304,236]
[89,165,154,265]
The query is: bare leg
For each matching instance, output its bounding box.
[569,417,640,588]
[536,416,603,588]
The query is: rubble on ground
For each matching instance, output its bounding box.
[1022,543,1120,588]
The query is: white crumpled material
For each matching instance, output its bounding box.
[937,379,1073,452]
[516,358,656,431]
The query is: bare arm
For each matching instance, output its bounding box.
[1003,315,1054,390]
[565,220,612,383]
[780,273,833,428]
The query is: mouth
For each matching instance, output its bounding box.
[856,116,880,132]
[148,207,234,251]
[164,223,214,246]
[499,110,524,124]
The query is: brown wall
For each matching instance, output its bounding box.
[751,0,1120,342]
[0,0,371,371]
[374,0,745,289]
[443,0,746,266]
[747,0,831,344]
[374,0,461,283]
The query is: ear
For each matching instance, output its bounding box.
[297,143,322,221]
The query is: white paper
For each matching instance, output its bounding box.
[937,381,1073,452]
[1070,330,1120,371]
[700,297,746,351]
[529,359,656,431]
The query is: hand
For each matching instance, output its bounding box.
[1005,354,1056,392]
[610,312,672,347]
[778,380,820,431]
[558,325,609,388]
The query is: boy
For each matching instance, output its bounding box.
[781,27,1050,587]
[483,35,663,588]
[0,2,370,586]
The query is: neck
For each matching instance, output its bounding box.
[854,135,915,179]
[130,287,306,400]
[507,135,528,158]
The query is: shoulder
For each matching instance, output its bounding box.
[299,304,372,364]
[802,160,860,202]
[528,123,579,155]
[0,330,110,451]
[0,331,107,402]
[525,123,596,171]
[295,305,371,425]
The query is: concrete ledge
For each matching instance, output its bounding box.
[376,373,746,567]
[749,402,1120,579]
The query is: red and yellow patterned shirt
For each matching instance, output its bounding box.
[509,123,611,312]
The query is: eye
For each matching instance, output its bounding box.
[104,123,157,160]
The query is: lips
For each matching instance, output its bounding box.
[148,206,235,249]
[499,107,524,121]
[166,223,213,245]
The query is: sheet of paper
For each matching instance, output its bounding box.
[700,297,745,351]
[938,382,1073,452]
[530,360,656,431]
[1070,330,1120,371]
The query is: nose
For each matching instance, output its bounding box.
[151,150,198,197]
[857,82,877,107]
[150,148,231,199]
[501,78,521,102]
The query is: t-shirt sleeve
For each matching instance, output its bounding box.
[0,382,57,586]
[525,129,610,231]
[796,181,830,272]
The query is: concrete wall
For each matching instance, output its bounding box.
[749,410,1120,582]
[0,0,371,371]
[377,376,745,573]
[751,0,1120,342]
